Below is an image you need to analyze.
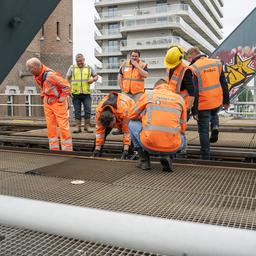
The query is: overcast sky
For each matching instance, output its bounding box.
[73,0,256,66]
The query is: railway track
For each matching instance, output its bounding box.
[1,134,256,162]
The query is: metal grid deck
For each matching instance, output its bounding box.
[0,225,160,256]
[1,151,256,232]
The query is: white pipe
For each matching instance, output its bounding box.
[0,195,255,256]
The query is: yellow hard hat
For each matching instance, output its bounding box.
[164,45,185,69]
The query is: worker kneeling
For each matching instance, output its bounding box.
[93,92,134,159]
[129,79,187,172]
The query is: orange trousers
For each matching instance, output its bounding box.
[44,99,73,151]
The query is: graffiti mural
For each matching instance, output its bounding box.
[212,8,256,98]
[216,46,256,95]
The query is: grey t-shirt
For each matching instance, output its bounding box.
[66,64,97,78]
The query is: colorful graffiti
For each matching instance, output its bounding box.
[216,46,256,95]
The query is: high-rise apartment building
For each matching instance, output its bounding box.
[94,0,223,91]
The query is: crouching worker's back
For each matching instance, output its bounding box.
[129,79,187,172]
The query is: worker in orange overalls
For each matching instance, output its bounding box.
[164,44,195,117]
[129,79,187,172]
[118,49,148,102]
[26,57,72,151]
[93,92,134,159]
[186,47,230,160]
[114,49,148,136]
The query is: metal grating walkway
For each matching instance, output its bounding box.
[0,224,161,256]
[1,151,256,232]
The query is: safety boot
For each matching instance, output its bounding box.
[137,148,151,170]
[210,126,219,143]
[84,119,93,133]
[160,156,173,172]
[73,119,81,133]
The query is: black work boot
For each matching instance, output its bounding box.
[210,126,219,143]
[160,156,173,172]
[137,148,151,170]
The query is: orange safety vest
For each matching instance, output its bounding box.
[130,83,187,153]
[34,65,71,104]
[190,57,223,110]
[95,92,134,147]
[121,60,146,95]
[165,61,190,107]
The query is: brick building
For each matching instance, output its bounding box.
[0,0,73,118]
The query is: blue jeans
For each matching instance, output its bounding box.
[129,120,186,156]
[197,107,220,159]
[73,94,91,120]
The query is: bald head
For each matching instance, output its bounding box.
[26,57,42,76]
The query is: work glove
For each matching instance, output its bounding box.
[93,149,101,157]
[121,150,129,160]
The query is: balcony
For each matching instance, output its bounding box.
[199,0,223,28]
[95,77,167,91]
[186,0,222,38]
[210,0,223,17]
[95,0,140,8]
[95,47,122,58]
[94,13,122,24]
[120,4,220,47]
[120,36,193,52]
[94,29,122,41]
[120,16,215,54]
[96,63,120,73]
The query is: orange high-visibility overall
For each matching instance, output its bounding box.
[129,82,187,152]
[121,60,146,95]
[165,61,190,107]
[95,92,134,147]
[190,57,223,110]
[34,64,72,151]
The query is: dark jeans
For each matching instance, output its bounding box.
[73,94,91,120]
[197,107,220,160]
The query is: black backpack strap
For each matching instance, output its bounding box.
[41,70,51,88]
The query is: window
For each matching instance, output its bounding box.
[25,90,34,117]
[156,0,168,13]
[56,21,60,40]
[108,40,119,51]
[69,24,72,41]
[108,74,117,86]
[108,57,119,69]
[7,89,16,117]
[108,23,119,34]
[108,6,117,17]
[40,25,45,40]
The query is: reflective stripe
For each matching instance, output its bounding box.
[181,93,189,97]
[144,125,180,133]
[49,137,58,143]
[45,80,60,97]
[123,77,144,82]
[196,63,220,71]
[49,145,60,150]
[133,105,140,116]
[148,105,181,115]
[61,146,72,151]
[176,67,186,92]
[199,84,221,92]
[180,119,186,124]
[147,91,154,124]
[96,134,105,138]
[191,64,203,88]
[72,79,89,82]
[61,138,72,144]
